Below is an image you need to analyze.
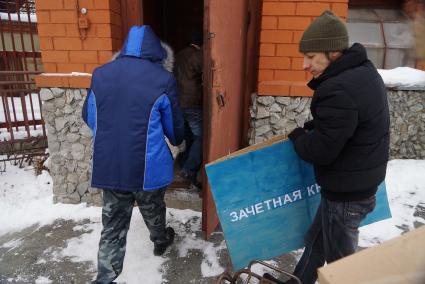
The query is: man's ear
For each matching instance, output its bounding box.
[329,51,343,62]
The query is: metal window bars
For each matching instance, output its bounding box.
[347,8,416,69]
[0,0,46,169]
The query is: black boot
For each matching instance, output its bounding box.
[153,227,175,256]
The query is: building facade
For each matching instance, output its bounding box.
[29,0,425,235]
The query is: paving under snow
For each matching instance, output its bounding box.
[0,159,424,283]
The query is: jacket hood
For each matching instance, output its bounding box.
[308,43,369,90]
[120,25,166,63]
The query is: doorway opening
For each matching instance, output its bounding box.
[141,0,205,210]
[142,0,203,55]
[137,0,261,237]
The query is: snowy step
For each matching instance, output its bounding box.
[165,188,202,212]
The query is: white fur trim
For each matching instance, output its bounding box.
[160,41,174,72]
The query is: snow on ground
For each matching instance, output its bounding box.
[0,166,98,235]
[1,159,424,283]
[0,162,225,283]
[359,160,425,246]
[34,276,52,284]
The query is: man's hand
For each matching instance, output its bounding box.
[288,127,306,142]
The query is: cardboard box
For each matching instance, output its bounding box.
[205,136,391,270]
[318,226,425,284]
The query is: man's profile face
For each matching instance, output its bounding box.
[302,52,330,78]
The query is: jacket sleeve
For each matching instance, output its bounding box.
[192,49,203,75]
[303,120,315,130]
[160,76,184,146]
[81,89,97,134]
[292,87,358,165]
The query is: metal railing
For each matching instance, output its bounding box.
[0,71,47,166]
[0,0,46,168]
[216,260,302,284]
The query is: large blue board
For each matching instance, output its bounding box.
[205,138,392,270]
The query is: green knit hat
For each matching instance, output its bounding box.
[299,10,348,53]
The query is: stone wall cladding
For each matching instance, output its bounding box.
[40,88,424,204]
[388,90,425,159]
[249,90,425,159]
[248,94,312,145]
[40,87,102,206]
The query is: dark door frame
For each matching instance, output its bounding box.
[241,0,261,148]
[202,0,261,238]
[120,0,142,39]
[122,0,261,238]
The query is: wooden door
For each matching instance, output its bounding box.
[130,0,261,238]
[120,0,142,39]
[202,0,260,237]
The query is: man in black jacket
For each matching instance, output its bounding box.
[174,31,203,190]
[281,10,390,284]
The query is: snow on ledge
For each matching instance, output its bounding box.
[38,68,425,90]
[41,72,92,77]
[378,67,425,90]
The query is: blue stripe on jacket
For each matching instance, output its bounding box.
[144,94,175,190]
[122,26,145,57]
[82,89,97,136]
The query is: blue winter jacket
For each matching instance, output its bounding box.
[82,25,184,192]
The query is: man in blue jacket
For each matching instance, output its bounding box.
[82,25,184,284]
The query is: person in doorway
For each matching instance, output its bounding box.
[265,10,390,284]
[82,25,184,284]
[174,30,204,190]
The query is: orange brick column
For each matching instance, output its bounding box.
[35,0,123,88]
[257,0,349,97]
[404,0,425,70]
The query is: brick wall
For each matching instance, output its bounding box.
[35,0,122,88]
[34,0,421,90]
[403,0,420,17]
[405,0,425,69]
[258,0,349,97]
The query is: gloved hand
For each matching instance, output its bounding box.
[303,120,314,130]
[288,127,305,142]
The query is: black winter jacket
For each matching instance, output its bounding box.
[174,45,203,108]
[292,43,390,201]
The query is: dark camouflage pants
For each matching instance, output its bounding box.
[95,188,167,284]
